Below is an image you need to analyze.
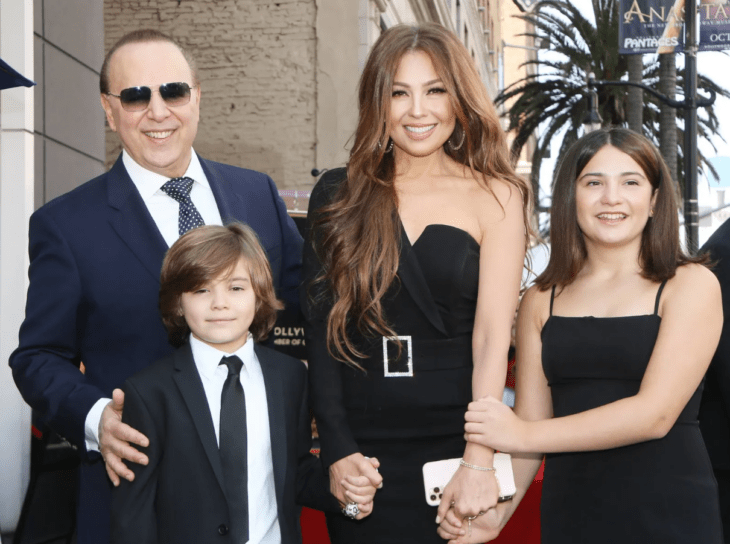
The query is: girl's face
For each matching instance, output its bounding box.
[574,145,657,251]
[388,50,456,159]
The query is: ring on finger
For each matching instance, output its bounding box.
[464,512,486,536]
[342,501,360,519]
[464,510,487,520]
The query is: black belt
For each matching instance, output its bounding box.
[380,334,473,376]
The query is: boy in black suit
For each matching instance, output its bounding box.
[111,223,376,544]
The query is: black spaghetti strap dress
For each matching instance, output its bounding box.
[303,169,480,543]
[540,282,724,543]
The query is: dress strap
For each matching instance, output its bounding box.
[654,280,668,316]
[550,285,556,316]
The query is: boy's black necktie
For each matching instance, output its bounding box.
[160,176,205,236]
[219,355,249,542]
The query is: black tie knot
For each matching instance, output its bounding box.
[219,355,244,377]
[161,176,195,203]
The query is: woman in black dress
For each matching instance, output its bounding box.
[302,23,532,543]
[441,128,724,543]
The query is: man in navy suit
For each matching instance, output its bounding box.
[9,29,303,544]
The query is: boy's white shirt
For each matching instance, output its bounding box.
[190,333,280,544]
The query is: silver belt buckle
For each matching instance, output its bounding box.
[383,335,413,377]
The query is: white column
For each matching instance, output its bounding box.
[0,0,34,534]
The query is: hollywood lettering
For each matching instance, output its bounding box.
[274,326,304,337]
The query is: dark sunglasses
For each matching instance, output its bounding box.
[106,82,196,112]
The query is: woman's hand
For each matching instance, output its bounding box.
[340,472,379,519]
[329,453,383,519]
[464,396,528,452]
[437,501,506,543]
[437,464,499,527]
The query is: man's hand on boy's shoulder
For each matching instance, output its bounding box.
[100,388,150,486]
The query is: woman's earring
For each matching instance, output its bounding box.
[377,138,394,153]
[447,128,465,151]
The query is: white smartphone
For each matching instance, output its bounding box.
[422,454,516,506]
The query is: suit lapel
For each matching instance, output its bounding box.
[397,223,447,335]
[106,156,168,282]
[255,344,287,502]
[172,343,227,494]
[200,158,248,225]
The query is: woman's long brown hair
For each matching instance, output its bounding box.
[313,23,532,367]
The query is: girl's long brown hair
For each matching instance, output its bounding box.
[535,127,705,291]
[313,23,532,367]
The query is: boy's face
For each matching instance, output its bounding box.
[180,257,256,353]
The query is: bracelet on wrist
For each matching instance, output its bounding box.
[459,458,496,472]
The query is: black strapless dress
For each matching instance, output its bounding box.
[303,173,482,543]
[540,283,723,543]
[322,223,479,544]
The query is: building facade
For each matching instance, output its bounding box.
[103,0,508,190]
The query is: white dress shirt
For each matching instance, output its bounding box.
[190,334,281,544]
[122,149,223,247]
[84,150,223,450]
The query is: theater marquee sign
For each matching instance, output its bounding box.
[619,0,730,54]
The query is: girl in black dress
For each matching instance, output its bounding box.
[302,23,532,543]
[440,128,724,543]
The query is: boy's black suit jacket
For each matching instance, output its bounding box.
[110,341,338,544]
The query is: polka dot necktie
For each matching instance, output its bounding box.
[160,177,205,236]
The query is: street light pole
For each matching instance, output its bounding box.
[684,0,699,253]
[583,75,603,134]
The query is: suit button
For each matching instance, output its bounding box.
[218,524,228,535]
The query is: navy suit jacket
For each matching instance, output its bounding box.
[9,155,303,544]
[111,342,338,544]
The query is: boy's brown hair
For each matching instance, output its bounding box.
[159,223,283,347]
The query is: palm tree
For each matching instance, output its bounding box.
[497,0,729,204]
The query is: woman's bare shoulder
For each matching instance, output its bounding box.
[468,176,522,226]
